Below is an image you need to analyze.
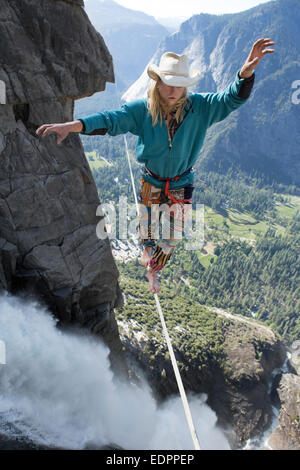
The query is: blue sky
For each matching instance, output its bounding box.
[114,0,275,19]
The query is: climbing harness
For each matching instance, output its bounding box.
[141,165,194,207]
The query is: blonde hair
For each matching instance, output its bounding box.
[147,77,188,126]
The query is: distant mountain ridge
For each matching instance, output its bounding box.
[84,0,169,89]
[85,0,160,28]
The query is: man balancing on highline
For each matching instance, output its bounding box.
[36,38,275,295]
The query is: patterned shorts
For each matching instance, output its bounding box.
[137,178,194,271]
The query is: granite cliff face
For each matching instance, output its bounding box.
[0,0,127,375]
[267,374,300,450]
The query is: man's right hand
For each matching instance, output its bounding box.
[36,120,83,144]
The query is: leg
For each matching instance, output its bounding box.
[137,178,161,268]
[138,180,194,294]
[140,245,153,268]
[146,265,162,294]
[148,213,179,272]
[148,185,194,273]
[137,178,165,293]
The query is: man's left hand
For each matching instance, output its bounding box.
[240,37,275,78]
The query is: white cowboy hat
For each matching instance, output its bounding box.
[147,52,201,87]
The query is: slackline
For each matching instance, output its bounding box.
[122,132,201,451]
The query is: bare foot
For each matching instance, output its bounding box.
[140,246,152,267]
[146,266,161,294]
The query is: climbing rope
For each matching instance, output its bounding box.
[121,130,201,450]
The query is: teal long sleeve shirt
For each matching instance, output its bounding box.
[79,69,255,189]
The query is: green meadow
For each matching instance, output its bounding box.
[194,194,300,267]
[85,151,112,170]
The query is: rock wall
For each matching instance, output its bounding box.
[0,0,127,376]
[267,374,300,450]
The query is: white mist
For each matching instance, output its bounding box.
[0,291,230,450]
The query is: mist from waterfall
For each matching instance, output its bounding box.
[0,291,230,450]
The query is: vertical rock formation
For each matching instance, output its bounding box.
[0,0,127,376]
[267,374,300,450]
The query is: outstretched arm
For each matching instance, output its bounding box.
[77,100,146,137]
[202,37,275,127]
[36,99,146,144]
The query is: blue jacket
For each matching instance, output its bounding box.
[79,69,255,189]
